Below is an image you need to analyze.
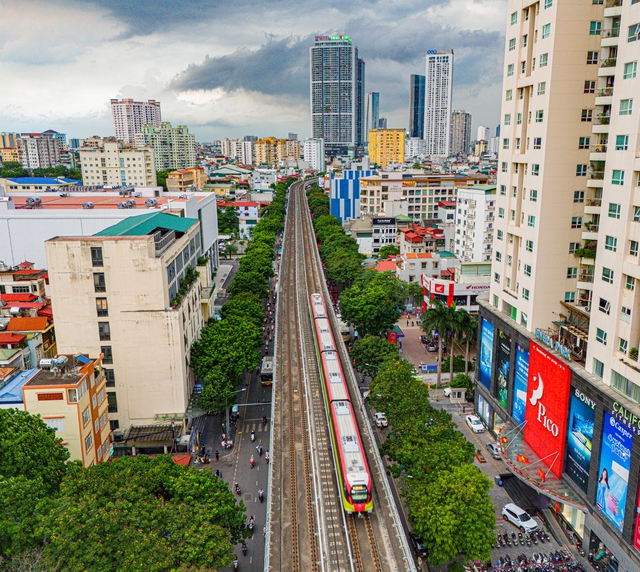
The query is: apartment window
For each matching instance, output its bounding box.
[101,346,113,364]
[105,369,115,387]
[609,203,621,219]
[504,114,511,126]
[612,170,625,185]
[576,164,587,177]
[526,240,534,252]
[586,51,598,64]
[571,217,582,228]
[508,255,513,266]
[569,242,581,254]
[501,162,508,173]
[567,267,578,279]
[535,110,544,123]
[497,230,504,240]
[511,12,518,24]
[537,82,546,95]
[529,189,538,202]
[581,109,593,122]
[544,0,552,7]
[533,137,542,149]
[90,247,103,267]
[584,80,596,94]
[626,275,636,290]
[93,273,106,293]
[107,392,118,413]
[498,207,505,218]
[634,206,640,221]
[605,236,618,251]
[542,24,551,38]
[517,113,522,125]
[98,322,111,341]
[495,252,502,262]
[629,23,640,42]
[593,359,604,380]
[506,90,513,101]
[574,191,585,203]
[509,38,516,51]
[524,264,532,277]
[620,99,634,116]
[528,215,536,227]
[602,267,614,283]
[624,61,638,79]
[589,21,602,35]
[599,298,611,315]
[630,240,639,257]
[503,138,510,150]
[596,328,608,345]
[532,164,540,176]
[507,64,514,76]
[494,272,501,284]
[521,313,528,328]
[96,298,108,317]
[540,53,549,67]
[622,306,632,322]
[565,292,576,303]
[515,138,521,150]
[82,407,91,425]
[616,135,629,151]
[521,61,526,74]
[85,433,93,453]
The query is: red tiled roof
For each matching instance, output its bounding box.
[375,260,398,273]
[1,294,38,302]
[37,306,54,319]
[11,269,44,276]
[0,332,27,345]
[16,261,34,268]
[3,302,45,309]
[6,317,50,332]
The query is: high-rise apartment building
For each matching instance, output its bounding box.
[79,140,157,187]
[409,74,426,139]
[454,184,496,262]
[450,110,472,155]
[110,99,162,145]
[476,3,640,568]
[303,138,325,171]
[477,125,491,142]
[367,128,405,169]
[18,133,61,169]
[310,35,365,156]
[424,50,454,157]
[135,122,196,171]
[365,92,380,144]
[1,133,19,149]
[221,138,254,166]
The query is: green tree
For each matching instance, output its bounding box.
[324,252,364,287]
[456,310,477,375]
[350,335,399,379]
[228,269,269,299]
[218,206,240,234]
[200,365,235,413]
[224,242,239,258]
[220,292,264,327]
[377,245,400,259]
[409,464,496,566]
[32,166,82,181]
[156,170,170,190]
[0,162,30,178]
[39,455,247,571]
[442,355,474,375]
[451,373,476,400]
[420,301,458,389]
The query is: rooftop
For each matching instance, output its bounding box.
[6,317,50,332]
[94,212,197,237]
[0,368,39,404]
[5,177,78,185]
[26,368,83,387]
[8,194,204,211]
[0,332,27,345]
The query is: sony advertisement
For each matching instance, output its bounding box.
[565,389,596,494]
[597,413,633,532]
[479,318,494,391]
[496,330,511,410]
[512,346,529,426]
[523,342,572,478]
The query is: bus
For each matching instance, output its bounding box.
[260,356,274,386]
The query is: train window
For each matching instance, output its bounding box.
[320,326,329,333]
[325,352,337,360]
[322,343,334,351]
[335,402,350,415]
[342,435,360,452]
[329,373,342,383]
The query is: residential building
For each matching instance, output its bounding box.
[478,2,640,568]
[329,167,376,223]
[254,137,278,166]
[368,129,405,169]
[303,138,326,171]
[344,215,397,257]
[421,261,490,313]
[3,316,56,367]
[399,223,445,254]
[378,118,388,129]
[0,262,48,297]
[1,133,18,149]
[450,110,472,156]
[166,167,207,192]
[79,140,157,187]
[110,98,162,145]
[409,74,426,139]
[42,130,67,148]
[0,177,78,194]
[221,138,254,166]
[0,148,20,163]
[310,35,365,156]
[22,354,111,466]
[45,212,209,434]
[424,50,454,157]
[394,252,460,285]
[276,138,301,161]
[405,138,428,161]
[454,184,496,263]
[217,201,260,238]
[365,92,380,144]
[477,126,490,142]
[251,170,278,191]
[0,368,38,408]
[135,122,196,171]
[19,133,61,169]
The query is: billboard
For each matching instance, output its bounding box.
[478,319,494,390]
[523,342,572,478]
[634,479,640,551]
[512,346,529,425]
[565,388,596,493]
[597,413,633,532]
[496,331,511,409]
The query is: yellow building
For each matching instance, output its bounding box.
[368,128,405,169]
[0,147,21,163]
[166,167,207,192]
[22,354,111,467]
[254,137,277,165]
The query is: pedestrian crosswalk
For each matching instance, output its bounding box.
[243,422,269,434]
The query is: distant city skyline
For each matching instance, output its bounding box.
[0,0,507,141]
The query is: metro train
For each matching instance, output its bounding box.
[310,292,373,513]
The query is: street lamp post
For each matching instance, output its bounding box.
[225,388,246,436]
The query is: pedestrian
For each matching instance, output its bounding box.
[250,454,255,468]
[263,527,266,538]
[215,450,219,462]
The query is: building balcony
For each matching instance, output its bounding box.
[598,65,616,77]
[601,58,617,68]
[584,202,602,215]
[603,28,620,38]
[577,280,594,291]
[581,231,599,242]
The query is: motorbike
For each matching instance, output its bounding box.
[233,557,239,571]
[241,543,247,556]
[259,489,264,503]
[251,430,256,442]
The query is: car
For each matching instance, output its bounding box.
[486,442,501,459]
[420,335,429,345]
[426,343,438,352]
[502,503,538,533]
[409,533,428,559]
[465,414,485,433]
[373,412,388,428]
[443,386,452,397]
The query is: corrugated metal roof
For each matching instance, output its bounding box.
[94,212,197,237]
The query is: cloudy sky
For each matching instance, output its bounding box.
[0,0,507,142]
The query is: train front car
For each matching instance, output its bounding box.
[310,293,373,514]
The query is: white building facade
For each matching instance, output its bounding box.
[454,184,496,263]
[303,138,326,171]
[80,141,156,187]
[110,99,162,145]
[424,50,454,157]
[19,134,61,169]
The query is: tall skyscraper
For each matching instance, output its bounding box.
[310,35,365,156]
[377,118,387,129]
[303,138,325,171]
[367,128,405,169]
[424,50,453,157]
[365,92,380,143]
[110,99,162,145]
[18,133,61,169]
[135,122,195,170]
[409,74,425,139]
[450,110,472,155]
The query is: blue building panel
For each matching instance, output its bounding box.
[330,169,375,224]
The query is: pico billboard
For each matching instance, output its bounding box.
[523,342,572,478]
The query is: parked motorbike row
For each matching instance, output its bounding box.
[496,529,551,548]
[473,551,587,572]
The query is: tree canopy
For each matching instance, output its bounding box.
[350,335,399,379]
[218,206,240,234]
[377,244,400,259]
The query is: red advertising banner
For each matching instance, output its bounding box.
[634,480,640,551]
[523,342,572,478]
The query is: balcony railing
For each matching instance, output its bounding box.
[579,273,595,283]
[605,0,622,6]
[603,28,620,39]
[586,198,602,206]
[584,222,600,232]
[597,87,614,97]
[589,170,605,180]
[601,58,617,68]
[590,144,608,153]
[595,115,611,125]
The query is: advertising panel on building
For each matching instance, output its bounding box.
[634,483,640,551]
[479,318,494,391]
[565,388,595,494]
[596,413,633,532]
[496,330,511,409]
[513,345,529,425]
[523,342,572,478]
